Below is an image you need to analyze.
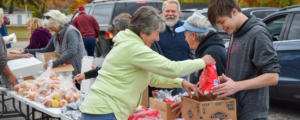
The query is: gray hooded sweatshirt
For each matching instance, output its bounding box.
[226,16,280,120]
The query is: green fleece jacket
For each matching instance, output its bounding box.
[79,29,206,120]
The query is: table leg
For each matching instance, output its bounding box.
[18,101,27,118]
[32,107,35,120]
[47,114,49,120]
[0,94,4,116]
[26,105,30,120]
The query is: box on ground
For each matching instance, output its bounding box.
[141,87,149,108]
[80,56,104,93]
[35,52,74,76]
[149,97,179,120]
[181,95,237,120]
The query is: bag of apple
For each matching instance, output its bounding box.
[199,63,220,100]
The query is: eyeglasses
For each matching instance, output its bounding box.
[43,16,51,20]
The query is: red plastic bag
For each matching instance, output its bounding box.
[200,63,219,100]
[129,105,161,120]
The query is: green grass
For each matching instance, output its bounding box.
[6,27,55,41]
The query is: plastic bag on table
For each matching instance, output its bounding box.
[43,92,68,108]
[199,62,219,100]
[65,110,82,120]
[61,76,81,103]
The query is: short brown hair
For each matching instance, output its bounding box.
[27,18,43,33]
[207,0,241,26]
[113,13,131,21]
[107,18,130,36]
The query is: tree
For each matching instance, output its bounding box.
[38,0,68,17]
[6,0,39,14]
[68,0,93,14]
[238,0,300,8]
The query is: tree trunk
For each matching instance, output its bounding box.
[40,5,45,18]
[8,0,14,14]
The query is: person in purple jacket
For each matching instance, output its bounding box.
[25,18,52,49]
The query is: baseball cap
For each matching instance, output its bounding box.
[175,21,210,33]
[78,4,85,11]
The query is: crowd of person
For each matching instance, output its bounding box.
[0,0,280,120]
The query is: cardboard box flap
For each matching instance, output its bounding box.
[52,64,74,73]
[42,52,61,62]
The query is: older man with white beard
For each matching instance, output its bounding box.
[148,0,191,96]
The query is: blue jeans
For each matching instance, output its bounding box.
[82,113,116,120]
[177,75,188,94]
[83,37,96,56]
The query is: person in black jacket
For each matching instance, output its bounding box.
[170,14,226,117]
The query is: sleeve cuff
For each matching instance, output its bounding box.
[172,78,184,88]
[198,59,206,69]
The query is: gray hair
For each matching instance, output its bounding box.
[129,6,166,35]
[42,10,69,30]
[185,14,210,42]
[163,0,181,12]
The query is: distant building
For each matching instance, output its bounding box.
[3,5,34,25]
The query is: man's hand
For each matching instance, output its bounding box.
[5,42,9,46]
[171,93,183,117]
[72,73,86,84]
[182,80,204,98]
[201,54,215,65]
[8,74,17,86]
[212,74,242,98]
[95,38,98,43]
[22,54,34,58]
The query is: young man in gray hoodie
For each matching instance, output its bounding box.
[207,0,280,120]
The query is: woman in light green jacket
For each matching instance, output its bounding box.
[75,6,215,120]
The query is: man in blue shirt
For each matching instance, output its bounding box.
[158,0,191,95]
[0,22,10,48]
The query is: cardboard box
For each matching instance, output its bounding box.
[80,56,104,93]
[7,57,44,78]
[181,96,237,120]
[3,57,44,90]
[149,97,179,120]
[141,87,149,108]
[35,52,74,76]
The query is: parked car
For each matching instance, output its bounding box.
[70,0,163,57]
[225,5,300,102]
[179,8,197,22]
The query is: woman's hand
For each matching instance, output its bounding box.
[182,80,204,98]
[201,54,215,65]
[73,73,86,84]
[44,62,50,69]
[91,66,97,70]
